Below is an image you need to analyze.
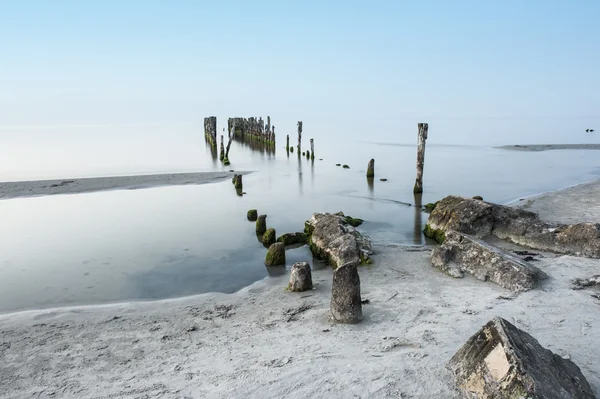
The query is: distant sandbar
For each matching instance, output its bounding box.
[497,144,600,152]
[0,171,249,200]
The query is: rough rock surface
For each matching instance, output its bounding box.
[247,209,258,221]
[571,275,600,290]
[288,262,313,292]
[304,213,373,267]
[449,317,595,399]
[264,242,285,266]
[330,262,362,323]
[425,195,600,258]
[262,228,276,246]
[276,232,307,246]
[431,230,546,293]
[256,215,267,235]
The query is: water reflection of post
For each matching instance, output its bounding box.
[413,193,423,245]
[311,157,315,188]
[298,149,303,196]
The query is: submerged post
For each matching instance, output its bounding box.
[297,121,303,153]
[413,123,428,194]
[310,138,314,160]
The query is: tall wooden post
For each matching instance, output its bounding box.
[310,138,314,160]
[220,135,225,161]
[286,134,290,152]
[297,121,303,153]
[413,123,428,194]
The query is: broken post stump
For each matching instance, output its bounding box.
[247,209,258,221]
[366,158,375,178]
[330,262,362,323]
[413,123,428,194]
[310,138,314,159]
[265,242,286,266]
[449,317,595,399]
[262,228,276,246]
[297,121,302,153]
[288,262,313,292]
[232,174,243,190]
[256,215,267,235]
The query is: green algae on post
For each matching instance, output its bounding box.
[247,209,258,221]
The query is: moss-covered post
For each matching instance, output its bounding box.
[297,121,302,154]
[366,158,374,178]
[413,123,428,194]
[310,138,314,160]
[219,135,225,161]
[413,193,423,244]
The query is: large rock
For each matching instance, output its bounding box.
[288,262,313,292]
[449,317,595,399]
[431,230,546,292]
[330,262,362,323]
[425,195,600,258]
[305,213,373,267]
[265,242,285,266]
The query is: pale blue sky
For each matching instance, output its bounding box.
[1,1,599,178]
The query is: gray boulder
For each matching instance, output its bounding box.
[431,230,546,293]
[305,213,373,267]
[425,195,600,258]
[265,242,285,266]
[571,275,600,290]
[288,262,313,292]
[449,317,595,399]
[330,262,362,323]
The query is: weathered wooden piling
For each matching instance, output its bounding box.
[203,116,217,146]
[413,123,428,194]
[310,138,314,160]
[286,134,290,152]
[219,135,225,161]
[366,159,375,178]
[232,174,243,190]
[228,117,276,145]
[297,121,303,153]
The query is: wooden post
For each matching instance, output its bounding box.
[297,121,303,153]
[366,159,374,178]
[310,138,314,160]
[286,135,290,152]
[413,123,428,194]
[220,135,225,161]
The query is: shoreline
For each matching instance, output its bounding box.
[0,171,250,200]
[1,180,599,398]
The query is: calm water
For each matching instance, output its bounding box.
[1,134,600,313]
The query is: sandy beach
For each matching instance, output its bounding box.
[497,144,600,151]
[0,172,249,200]
[0,180,599,398]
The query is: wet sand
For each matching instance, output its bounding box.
[0,172,249,200]
[497,143,600,151]
[1,182,599,398]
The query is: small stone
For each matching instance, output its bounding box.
[262,228,276,246]
[247,209,258,221]
[265,242,286,266]
[336,163,341,166]
[472,195,483,200]
[330,262,362,323]
[288,262,313,292]
[380,178,388,182]
[342,165,350,169]
[366,159,375,178]
[256,215,267,235]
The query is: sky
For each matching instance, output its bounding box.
[1,0,599,178]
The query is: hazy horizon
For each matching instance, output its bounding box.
[1,1,599,179]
